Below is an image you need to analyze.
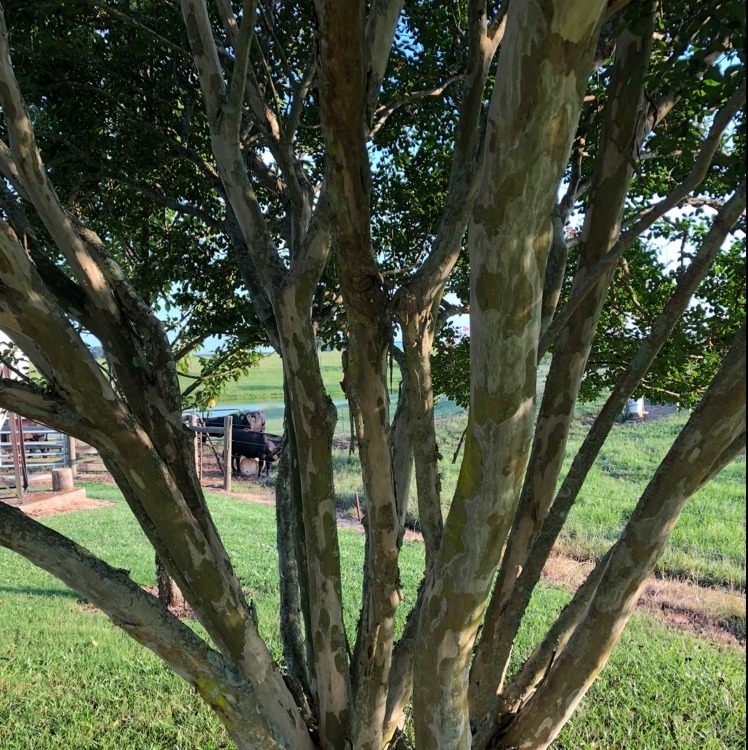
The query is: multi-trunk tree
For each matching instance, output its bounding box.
[0,1,745,749]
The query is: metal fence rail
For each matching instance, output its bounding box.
[0,425,69,471]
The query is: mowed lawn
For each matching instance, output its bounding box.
[0,487,745,750]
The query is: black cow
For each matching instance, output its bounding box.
[193,410,267,444]
[0,417,47,453]
[227,428,283,476]
[246,410,266,432]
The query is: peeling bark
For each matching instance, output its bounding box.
[469,12,657,720]
[314,4,400,745]
[0,3,743,749]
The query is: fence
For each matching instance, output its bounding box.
[184,413,240,492]
[0,421,69,471]
[0,417,70,500]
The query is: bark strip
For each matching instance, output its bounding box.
[413,3,607,746]
[470,12,656,717]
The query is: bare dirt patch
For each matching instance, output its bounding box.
[1,484,113,518]
[20,495,113,518]
[542,552,745,649]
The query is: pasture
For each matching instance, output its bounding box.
[203,351,746,591]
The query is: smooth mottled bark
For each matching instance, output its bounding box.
[413,3,607,746]
[1,3,744,749]
[397,302,445,570]
[540,137,584,337]
[469,13,656,718]
[0,33,313,743]
[471,177,746,748]
[314,4,400,746]
[391,2,503,576]
[388,352,415,529]
[275,412,312,700]
[275,294,352,746]
[498,323,746,750]
[181,4,352,745]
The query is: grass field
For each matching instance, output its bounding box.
[2,351,743,747]
[183,349,354,407]
[198,351,745,590]
[0,486,745,749]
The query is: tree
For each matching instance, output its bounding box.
[0,1,745,749]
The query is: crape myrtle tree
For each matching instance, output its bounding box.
[0,0,745,747]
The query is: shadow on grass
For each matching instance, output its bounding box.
[0,585,79,600]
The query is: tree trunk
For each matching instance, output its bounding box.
[399,301,444,571]
[470,12,657,718]
[314,4,403,747]
[389,351,414,530]
[275,401,312,700]
[413,4,607,745]
[155,553,185,609]
[275,295,352,748]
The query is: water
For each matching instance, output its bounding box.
[195,397,464,435]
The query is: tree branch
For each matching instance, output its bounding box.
[0,501,307,750]
[539,78,746,358]
[81,1,191,59]
[370,77,461,138]
[0,10,119,318]
[226,0,257,136]
[501,322,746,748]
[365,0,405,119]
[181,0,286,289]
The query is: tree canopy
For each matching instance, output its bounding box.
[0,1,745,749]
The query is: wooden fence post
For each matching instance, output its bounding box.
[65,435,78,478]
[8,413,26,501]
[52,468,74,491]
[223,415,233,492]
[188,414,201,480]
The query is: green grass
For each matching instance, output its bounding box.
[0,486,744,748]
[183,350,400,410]
[190,354,745,588]
[558,410,746,589]
[326,406,746,590]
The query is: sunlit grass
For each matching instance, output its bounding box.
[181,350,400,410]
[328,405,746,589]
[193,357,745,588]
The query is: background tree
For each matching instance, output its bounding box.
[0,0,269,406]
[0,2,745,750]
